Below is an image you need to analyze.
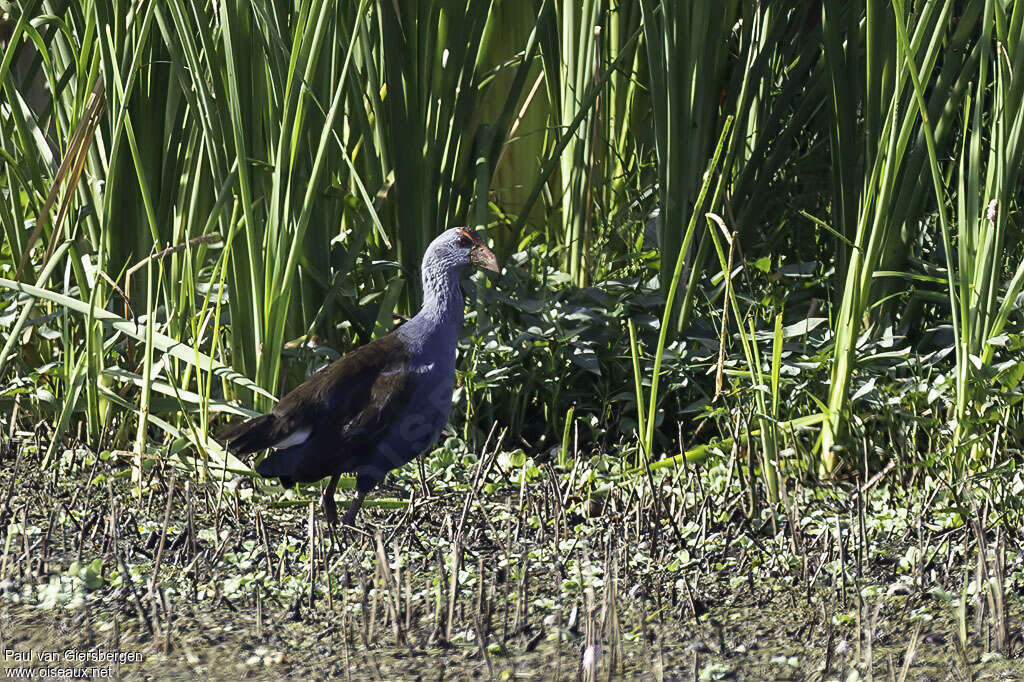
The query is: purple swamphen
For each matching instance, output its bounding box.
[217,227,499,525]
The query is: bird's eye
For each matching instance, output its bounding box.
[457,234,473,248]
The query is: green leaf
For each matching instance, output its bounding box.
[0,278,273,401]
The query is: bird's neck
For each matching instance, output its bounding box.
[398,265,464,352]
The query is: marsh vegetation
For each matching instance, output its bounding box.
[3,1,1024,679]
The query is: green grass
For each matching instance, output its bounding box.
[1,1,1024,499]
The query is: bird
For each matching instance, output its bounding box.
[217,227,499,526]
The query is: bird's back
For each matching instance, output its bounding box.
[221,331,414,482]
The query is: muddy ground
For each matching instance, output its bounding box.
[1,439,1023,680]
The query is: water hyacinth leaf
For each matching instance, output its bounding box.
[986,334,1010,348]
[781,318,828,339]
[569,344,601,375]
[850,377,876,403]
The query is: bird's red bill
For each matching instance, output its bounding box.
[457,227,499,274]
[470,244,499,273]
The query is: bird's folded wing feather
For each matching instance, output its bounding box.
[269,332,412,445]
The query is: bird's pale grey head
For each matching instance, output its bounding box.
[421,227,500,277]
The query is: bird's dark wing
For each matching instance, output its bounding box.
[263,331,417,482]
[219,331,411,459]
[272,331,412,439]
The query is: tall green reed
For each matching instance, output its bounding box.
[895,0,1024,467]
[639,1,824,338]
[818,0,976,473]
[534,0,642,286]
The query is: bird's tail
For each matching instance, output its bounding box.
[254,450,297,488]
[216,414,301,487]
[216,414,283,455]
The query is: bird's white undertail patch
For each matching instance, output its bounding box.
[273,427,311,449]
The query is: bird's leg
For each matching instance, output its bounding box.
[341,488,368,527]
[321,475,340,526]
